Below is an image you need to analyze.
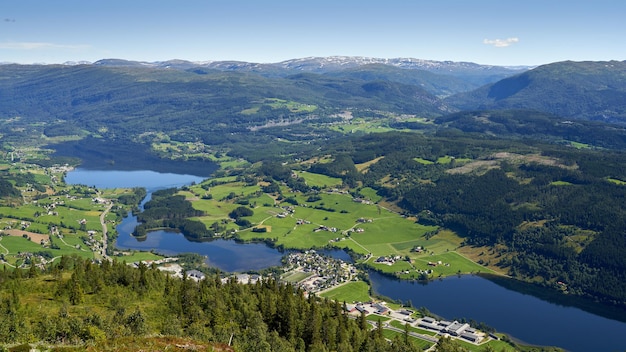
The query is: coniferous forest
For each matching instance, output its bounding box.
[0,256,425,352]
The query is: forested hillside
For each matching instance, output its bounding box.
[0,63,450,144]
[0,256,422,351]
[446,61,626,123]
[308,132,626,305]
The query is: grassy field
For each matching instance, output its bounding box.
[413,157,435,165]
[294,171,342,188]
[188,175,484,278]
[550,180,573,186]
[389,320,437,337]
[282,271,313,283]
[607,177,626,185]
[329,118,398,134]
[357,187,383,203]
[319,281,371,303]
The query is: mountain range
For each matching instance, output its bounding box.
[1,56,626,147]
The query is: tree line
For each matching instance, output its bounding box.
[0,256,428,351]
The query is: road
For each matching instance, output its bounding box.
[100,202,113,260]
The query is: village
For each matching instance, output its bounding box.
[282,250,358,294]
[126,250,494,349]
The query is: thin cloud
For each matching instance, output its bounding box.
[0,42,90,50]
[483,37,519,48]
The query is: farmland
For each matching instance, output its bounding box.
[180,172,493,279]
[0,160,153,268]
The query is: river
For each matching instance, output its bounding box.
[65,168,626,351]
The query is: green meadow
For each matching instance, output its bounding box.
[184,174,484,278]
[295,171,342,188]
[607,177,626,185]
[319,281,371,303]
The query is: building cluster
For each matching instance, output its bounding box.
[352,198,372,205]
[418,317,484,343]
[374,255,403,265]
[221,273,263,285]
[284,250,357,293]
[346,302,391,315]
[81,230,103,253]
[276,205,295,218]
[314,225,338,233]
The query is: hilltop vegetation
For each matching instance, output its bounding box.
[0,256,423,351]
[447,60,626,123]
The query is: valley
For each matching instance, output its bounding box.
[1,57,626,351]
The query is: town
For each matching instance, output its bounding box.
[128,250,496,349]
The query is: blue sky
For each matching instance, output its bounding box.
[1,0,625,66]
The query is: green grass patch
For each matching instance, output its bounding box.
[568,141,592,149]
[282,271,313,283]
[357,187,382,203]
[366,314,391,322]
[412,252,494,277]
[413,157,435,165]
[241,98,317,115]
[607,177,626,185]
[295,171,342,188]
[381,329,435,350]
[550,181,573,186]
[319,281,371,303]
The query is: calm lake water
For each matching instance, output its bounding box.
[64,169,206,190]
[65,168,626,351]
[66,168,285,272]
[369,271,626,352]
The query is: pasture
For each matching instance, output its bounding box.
[181,173,487,278]
[295,171,342,188]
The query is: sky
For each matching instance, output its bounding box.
[1,0,625,66]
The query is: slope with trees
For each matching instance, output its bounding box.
[446,61,626,123]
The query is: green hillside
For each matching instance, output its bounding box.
[0,64,449,144]
[447,60,626,123]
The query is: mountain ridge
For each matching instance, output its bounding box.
[23,55,532,77]
[446,60,626,123]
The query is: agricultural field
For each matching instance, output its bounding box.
[181,172,489,279]
[0,161,147,267]
[294,170,342,188]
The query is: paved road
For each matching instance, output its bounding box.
[100,202,113,260]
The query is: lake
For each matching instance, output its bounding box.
[65,168,626,351]
[66,168,286,272]
[369,271,626,352]
[64,169,207,190]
